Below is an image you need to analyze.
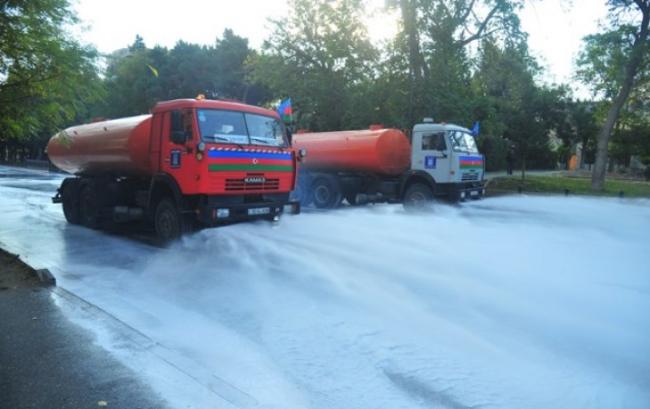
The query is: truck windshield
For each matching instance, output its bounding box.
[197,109,288,147]
[448,131,479,153]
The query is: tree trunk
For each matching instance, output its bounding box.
[521,155,526,181]
[400,0,424,126]
[592,3,649,190]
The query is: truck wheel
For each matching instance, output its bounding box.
[403,183,434,209]
[154,198,182,242]
[61,182,81,225]
[311,176,342,209]
[79,185,100,229]
[345,193,361,206]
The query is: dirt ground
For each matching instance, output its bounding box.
[0,248,42,289]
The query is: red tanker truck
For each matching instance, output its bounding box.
[47,98,301,241]
[292,119,485,208]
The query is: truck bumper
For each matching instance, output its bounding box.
[198,200,301,225]
[456,181,486,201]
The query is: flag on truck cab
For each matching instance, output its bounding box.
[471,121,480,137]
[277,98,293,123]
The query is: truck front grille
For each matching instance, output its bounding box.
[461,172,479,181]
[225,177,280,191]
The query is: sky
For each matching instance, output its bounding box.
[72,0,609,97]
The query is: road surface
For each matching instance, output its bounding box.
[0,165,649,409]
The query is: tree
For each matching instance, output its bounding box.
[473,40,563,177]
[103,30,258,118]
[0,0,104,160]
[577,0,650,190]
[251,0,377,131]
[103,37,163,117]
[385,0,524,125]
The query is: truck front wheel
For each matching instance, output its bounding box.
[403,183,434,209]
[154,198,182,242]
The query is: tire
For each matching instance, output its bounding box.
[403,182,434,210]
[345,193,361,206]
[61,181,81,225]
[311,175,342,209]
[154,198,182,242]
[79,185,100,229]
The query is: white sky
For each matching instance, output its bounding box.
[72,0,608,98]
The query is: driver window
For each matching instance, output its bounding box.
[170,109,194,142]
[170,110,183,140]
[422,132,446,151]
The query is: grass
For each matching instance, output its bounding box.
[488,174,650,198]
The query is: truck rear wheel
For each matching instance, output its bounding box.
[345,193,361,206]
[403,183,434,209]
[61,180,81,225]
[311,175,342,209]
[154,198,182,242]
[79,185,100,229]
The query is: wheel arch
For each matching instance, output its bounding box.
[399,171,436,199]
[148,173,183,211]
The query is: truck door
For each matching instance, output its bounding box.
[413,131,451,183]
[160,109,199,193]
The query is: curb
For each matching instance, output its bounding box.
[35,268,56,286]
[0,247,57,287]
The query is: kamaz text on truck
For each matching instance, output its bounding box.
[292,119,485,208]
[47,98,301,241]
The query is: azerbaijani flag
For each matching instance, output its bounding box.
[459,155,484,170]
[277,98,293,123]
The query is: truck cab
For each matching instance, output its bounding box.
[409,120,485,201]
[49,98,300,242]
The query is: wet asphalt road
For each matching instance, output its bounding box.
[1,164,649,409]
[0,287,168,409]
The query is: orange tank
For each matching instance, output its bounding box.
[47,115,153,176]
[293,128,411,176]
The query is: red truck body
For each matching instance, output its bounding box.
[48,98,300,241]
[292,128,411,176]
[48,114,153,176]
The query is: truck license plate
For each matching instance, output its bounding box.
[248,207,271,216]
[470,190,479,196]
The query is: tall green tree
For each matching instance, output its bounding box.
[386,0,524,125]
[103,30,259,118]
[0,0,103,159]
[577,0,650,190]
[251,0,377,131]
[473,40,564,176]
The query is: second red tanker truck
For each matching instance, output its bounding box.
[47,98,301,241]
[292,119,485,208]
